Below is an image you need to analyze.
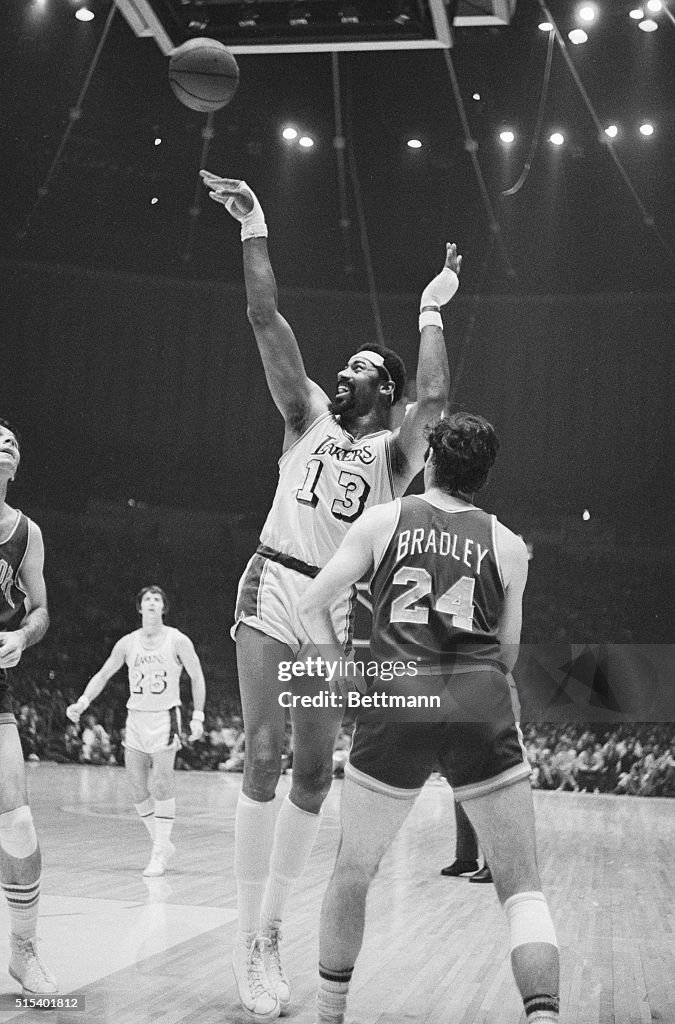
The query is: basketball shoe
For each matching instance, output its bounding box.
[232,932,280,1022]
[143,840,176,877]
[9,936,58,995]
[263,925,291,1012]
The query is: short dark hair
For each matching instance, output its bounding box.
[135,585,169,615]
[356,344,407,405]
[0,418,21,449]
[424,413,499,495]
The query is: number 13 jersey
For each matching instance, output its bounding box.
[125,627,183,711]
[369,495,505,671]
[260,412,395,568]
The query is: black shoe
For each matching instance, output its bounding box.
[469,865,493,884]
[440,859,479,877]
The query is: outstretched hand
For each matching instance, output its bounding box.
[444,242,462,277]
[199,170,255,219]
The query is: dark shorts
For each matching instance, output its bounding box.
[0,670,17,725]
[346,667,531,801]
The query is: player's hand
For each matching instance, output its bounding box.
[444,241,462,278]
[199,171,255,219]
[66,696,89,724]
[329,666,367,700]
[189,717,204,743]
[0,631,25,670]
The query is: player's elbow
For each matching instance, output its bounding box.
[247,297,278,328]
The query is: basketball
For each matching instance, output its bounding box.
[168,38,239,113]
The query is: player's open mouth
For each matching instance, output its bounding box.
[336,384,352,396]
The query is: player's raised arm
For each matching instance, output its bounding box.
[0,521,49,669]
[66,637,129,723]
[390,243,461,489]
[200,171,328,441]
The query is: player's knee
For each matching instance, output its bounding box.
[290,761,333,809]
[152,779,174,802]
[503,891,558,953]
[0,805,38,860]
[333,853,379,892]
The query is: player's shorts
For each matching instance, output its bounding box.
[346,666,530,802]
[123,707,182,755]
[231,544,355,657]
[0,670,16,726]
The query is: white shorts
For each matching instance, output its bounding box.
[231,548,355,657]
[124,707,182,755]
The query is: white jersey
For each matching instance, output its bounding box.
[125,627,183,711]
[260,412,396,568]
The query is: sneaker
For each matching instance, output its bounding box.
[263,926,291,1012]
[9,936,58,995]
[232,932,280,1022]
[143,840,176,877]
[440,859,479,877]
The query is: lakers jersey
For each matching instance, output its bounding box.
[125,627,183,711]
[260,412,395,567]
[0,511,29,630]
[370,496,505,670]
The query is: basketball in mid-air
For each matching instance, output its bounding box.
[168,38,239,112]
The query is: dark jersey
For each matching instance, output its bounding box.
[0,511,29,631]
[370,496,505,671]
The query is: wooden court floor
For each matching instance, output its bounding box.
[0,764,673,1024]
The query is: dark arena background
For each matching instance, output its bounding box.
[0,0,673,1021]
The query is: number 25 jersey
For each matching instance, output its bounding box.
[260,412,395,568]
[125,627,183,711]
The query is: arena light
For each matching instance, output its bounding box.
[75,6,95,19]
[151,197,159,204]
[472,92,481,100]
[604,124,618,138]
[282,126,298,140]
[568,28,588,43]
[538,20,553,31]
[407,138,423,149]
[629,7,644,16]
[582,509,591,521]
[646,0,662,11]
[549,132,565,146]
[639,122,654,136]
[154,137,162,146]
[499,130,515,144]
[298,135,314,147]
[638,17,658,29]
[577,4,597,22]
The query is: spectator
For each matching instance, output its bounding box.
[80,712,113,765]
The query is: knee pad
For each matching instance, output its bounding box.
[0,806,38,860]
[503,891,557,952]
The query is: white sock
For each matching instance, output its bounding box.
[134,797,155,839]
[3,879,40,940]
[317,965,352,1024]
[261,796,322,931]
[153,798,175,849]
[234,793,277,935]
[527,1014,559,1023]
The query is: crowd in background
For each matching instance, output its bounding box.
[8,512,673,798]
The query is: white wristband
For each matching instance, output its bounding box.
[191,710,205,722]
[420,267,459,310]
[225,181,268,241]
[419,310,444,331]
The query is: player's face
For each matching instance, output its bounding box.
[0,427,20,479]
[140,590,165,617]
[331,356,382,417]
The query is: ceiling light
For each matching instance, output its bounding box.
[638,17,658,29]
[299,135,314,147]
[472,92,481,101]
[154,137,162,146]
[75,6,95,20]
[646,0,662,11]
[568,28,588,43]
[549,132,565,146]
[538,21,553,31]
[407,139,422,149]
[499,130,515,144]
[282,127,298,140]
[339,4,359,24]
[604,125,618,138]
[639,122,654,135]
[578,5,597,21]
[289,3,310,26]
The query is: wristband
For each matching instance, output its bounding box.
[419,310,444,331]
[226,181,268,241]
[77,695,91,712]
[191,710,205,722]
[420,267,459,310]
